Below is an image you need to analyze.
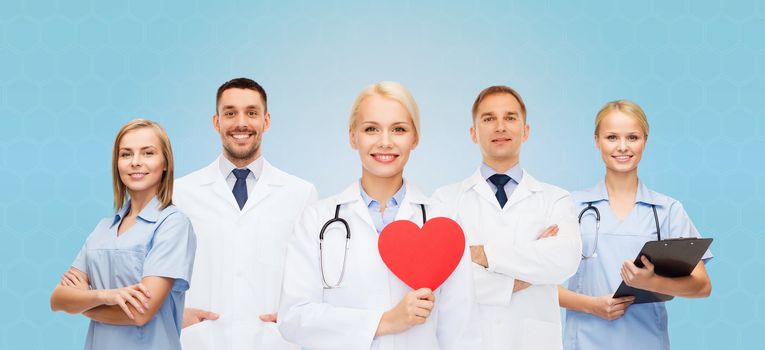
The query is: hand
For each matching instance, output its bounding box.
[621,256,656,291]
[513,280,530,292]
[60,269,89,290]
[183,308,220,328]
[96,283,151,320]
[538,224,559,239]
[470,245,488,268]
[587,295,635,320]
[259,313,277,323]
[376,288,435,336]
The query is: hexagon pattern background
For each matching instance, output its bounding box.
[1,0,763,349]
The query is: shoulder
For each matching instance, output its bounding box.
[267,163,316,194]
[175,165,212,190]
[156,205,193,231]
[432,178,472,202]
[525,172,571,199]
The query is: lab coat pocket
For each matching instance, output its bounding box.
[521,319,562,350]
[180,320,219,350]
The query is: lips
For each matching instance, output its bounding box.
[491,137,511,144]
[612,155,633,163]
[371,153,399,163]
[128,172,148,180]
[229,130,253,141]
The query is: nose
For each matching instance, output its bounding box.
[495,119,507,133]
[617,138,628,151]
[378,130,393,148]
[131,154,142,167]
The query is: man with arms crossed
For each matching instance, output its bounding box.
[174,78,317,349]
[433,85,582,350]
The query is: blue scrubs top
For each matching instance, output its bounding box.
[564,181,712,350]
[72,197,196,350]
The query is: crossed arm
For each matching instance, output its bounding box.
[50,267,173,327]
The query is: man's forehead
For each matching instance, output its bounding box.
[219,88,265,105]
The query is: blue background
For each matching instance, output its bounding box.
[1,0,762,349]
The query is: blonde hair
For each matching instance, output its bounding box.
[348,81,421,142]
[112,119,175,211]
[595,99,649,137]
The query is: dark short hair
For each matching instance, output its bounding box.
[215,77,268,113]
[471,85,527,122]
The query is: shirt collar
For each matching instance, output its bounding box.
[578,180,663,206]
[360,180,407,208]
[480,162,523,184]
[219,154,264,180]
[112,196,162,227]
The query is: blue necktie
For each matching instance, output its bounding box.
[232,168,250,210]
[489,174,511,208]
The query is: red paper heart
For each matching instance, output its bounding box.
[378,217,466,291]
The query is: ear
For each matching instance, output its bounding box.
[470,126,478,145]
[263,112,271,132]
[349,129,358,150]
[212,114,220,133]
[594,134,600,150]
[521,122,530,142]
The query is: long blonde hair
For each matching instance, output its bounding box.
[112,119,175,211]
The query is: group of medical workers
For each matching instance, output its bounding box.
[50,77,713,350]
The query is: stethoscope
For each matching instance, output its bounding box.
[319,203,427,289]
[578,202,661,259]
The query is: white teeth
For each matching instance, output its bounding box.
[375,155,395,160]
[233,134,250,139]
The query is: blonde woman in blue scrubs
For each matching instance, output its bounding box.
[50,119,196,349]
[559,100,713,350]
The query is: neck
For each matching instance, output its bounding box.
[484,157,519,174]
[604,169,638,198]
[224,150,261,169]
[360,170,404,205]
[127,189,156,217]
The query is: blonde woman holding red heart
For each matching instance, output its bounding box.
[278,81,481,349]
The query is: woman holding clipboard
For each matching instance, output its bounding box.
[559,100,712,350]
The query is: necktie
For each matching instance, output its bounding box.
[488,174,512,208]
[232,168,250,209]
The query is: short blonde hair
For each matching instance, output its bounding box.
[595,99,649,137]
[348,81,421,142]
[112,119,175,211]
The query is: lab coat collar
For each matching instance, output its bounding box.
[577,180,666,207]
[335,180,431,227]
[195,155,285,212]
[111,196,162,227]
[461,167,542,210]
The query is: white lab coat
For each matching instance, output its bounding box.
[174,156,317,350]
[432,169,581,350]
[278,181,482,350]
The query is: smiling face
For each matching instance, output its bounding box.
[471,93,529,170]
[350,94,418,182]
[214,88,270,166]
[595,110,647,175]
[117,127,166,199]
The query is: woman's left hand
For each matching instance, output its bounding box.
[60,269,90,290]
[620,255,656,291]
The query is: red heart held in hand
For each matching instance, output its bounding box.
[378,217,466,291]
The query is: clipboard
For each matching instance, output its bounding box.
[613,237,713,304]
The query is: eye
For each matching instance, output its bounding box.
[606,135,617,141]
[225,111,235,117]
[483,116,495,122]
[505,115,517,121]
[143,151,155,156]
[628,134,640,141]
[119,152,132,159]
[248,111,257,117]
[393,126,407,133]
[364,126,378,133]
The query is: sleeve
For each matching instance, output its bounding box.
[142,211,197,292]
[666,200,713,263]
[278,205,383,350]
[484,192,583,285]
[431,187,517,306]
[71,220,106,273]
[436,247,483,349]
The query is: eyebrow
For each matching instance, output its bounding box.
[221,105,262,111]
[119,146,157,151]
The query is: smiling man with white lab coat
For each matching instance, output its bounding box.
[174,78,317,349]
[433,85,582,350]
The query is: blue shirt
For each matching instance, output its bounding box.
[480,162,523,200]
[72,197,197,350]
[360,182,406,233]
[563,181,713,350]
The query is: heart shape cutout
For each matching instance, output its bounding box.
[378,217,466,291]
